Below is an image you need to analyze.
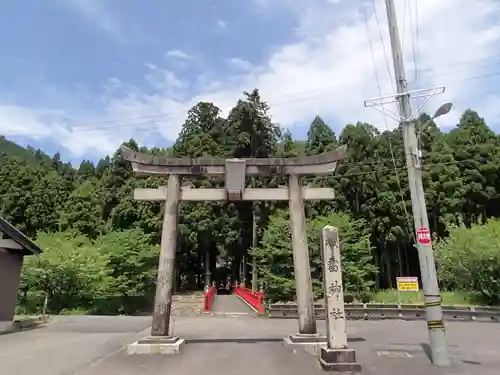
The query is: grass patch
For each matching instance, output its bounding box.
[372,289,486,305]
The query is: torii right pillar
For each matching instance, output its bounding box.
[289,173,317,335]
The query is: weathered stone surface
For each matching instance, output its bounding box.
[128,336,185,355]
[120,145,347,168]
[170,294,205,317]
[288,333,327,343]
[283,336,327,356]
[320,347,362,372]
[150,174,180,337]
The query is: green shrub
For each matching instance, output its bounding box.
[435,220,500,305]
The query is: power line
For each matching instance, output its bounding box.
[299,151,497,176]
[84,70,500,133]
[8,67,500,138]
[55,53,500,132]
[339,157,407,168]
[367,0,416,244]
[301,156,495,182]
[411,0,425,177]
[371,0,395,89]
[400,0,408,54]
[416,53,500,74]
[31,54,500,134]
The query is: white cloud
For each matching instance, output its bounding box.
[217,19,227,29]
[166,50,193,60]
[3,0,500,158]
[192,0,500,132]
[0,105,118,156]
[0,97,189,158]
[0,106,56,138]
[62,0,123,39]
[144,63,189,91]
[101,94,189,145]
[227,58,254,72]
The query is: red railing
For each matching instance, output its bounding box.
[233,284,265,313]
[203,284,217,312]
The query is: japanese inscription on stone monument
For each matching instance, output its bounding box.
[321,226,348,349]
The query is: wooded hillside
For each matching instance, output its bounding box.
[2,89,500,313]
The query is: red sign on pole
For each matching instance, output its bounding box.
[416,227,431,245]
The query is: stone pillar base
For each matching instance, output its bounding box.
[127,335,185,355]
[319,348,362,372]
[283,333,327,355]
[0,321,14,334]
[289,333,327,343]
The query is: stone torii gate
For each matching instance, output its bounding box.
[122,145,346,354]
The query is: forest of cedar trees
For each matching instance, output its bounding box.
[1,89,500,315]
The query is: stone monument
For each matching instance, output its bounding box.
[319,226,361,371]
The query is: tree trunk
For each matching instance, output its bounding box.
[396,242,403,277]
[374,250,380,290]
[382,251,393,288]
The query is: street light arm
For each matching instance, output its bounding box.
[420,102,454,130]
[432,102,453,119]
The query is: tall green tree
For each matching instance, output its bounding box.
[446,110,499,226]
[58,178,105,238]
[2,98,500,301]
[305,115,337,155]
[251,210,377,302]
[226,89,282,281]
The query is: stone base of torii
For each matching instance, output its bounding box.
[121,146,360,370]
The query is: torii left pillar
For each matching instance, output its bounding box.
[128,174,185,354]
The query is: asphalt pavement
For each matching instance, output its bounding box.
[0,315,151,375]
[0,315,499,375]
[211,294,254,313]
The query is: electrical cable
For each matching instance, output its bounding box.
[365,1,416,243]
[8,67,500,140]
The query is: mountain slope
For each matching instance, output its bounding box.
[0,135,51,165]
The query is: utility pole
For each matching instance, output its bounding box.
[384,0,449,366]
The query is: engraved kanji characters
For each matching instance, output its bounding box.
[330,307,344,320]
[325,235,337,249]
[329,280,342,294]
[327,256,339,272]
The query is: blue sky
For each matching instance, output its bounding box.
[1,0,500,165]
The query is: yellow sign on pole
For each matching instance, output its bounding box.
[396,277,419,292]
